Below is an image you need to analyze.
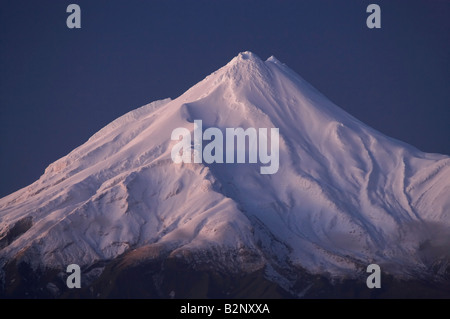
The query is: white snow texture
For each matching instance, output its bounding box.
[1,51,449,279]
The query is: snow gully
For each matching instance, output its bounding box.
[171,120,279,174]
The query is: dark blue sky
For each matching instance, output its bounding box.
[1,0,449,197]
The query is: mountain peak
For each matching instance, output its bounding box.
[217,51,275,91]
[232,51,262,62]
[229,51,282,67]
[266,55,282,64]
[225,51,267,71]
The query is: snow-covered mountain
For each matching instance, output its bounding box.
[1,51,449,298]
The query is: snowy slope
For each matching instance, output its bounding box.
[1,52,449,288]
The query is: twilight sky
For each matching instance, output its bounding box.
[0,0,449,198]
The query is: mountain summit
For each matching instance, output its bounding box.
[1,52,449,298]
